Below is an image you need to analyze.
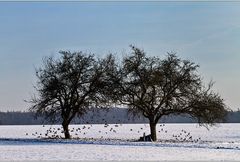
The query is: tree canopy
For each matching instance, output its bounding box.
[30,51,112,138]
[109,46,228,141]
[29,46,228,141]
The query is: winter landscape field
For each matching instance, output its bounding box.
[0,123,240,161]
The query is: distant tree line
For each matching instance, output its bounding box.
[28,46,229,141]
[0,109,239,125]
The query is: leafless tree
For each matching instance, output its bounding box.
[110,46,228,141]
[29,51,112,139]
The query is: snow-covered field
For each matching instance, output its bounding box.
[0,123,240,161]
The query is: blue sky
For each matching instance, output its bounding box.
[0,2,240,111]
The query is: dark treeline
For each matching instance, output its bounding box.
[0,108,239,125]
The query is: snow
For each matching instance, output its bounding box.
[0,123,240,161]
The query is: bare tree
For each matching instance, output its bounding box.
[29,51,111,139]
[110,46,228,141]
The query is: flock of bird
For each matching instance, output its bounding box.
[25,121,203,143]
[26,123,121,139]
[171,129,201,143]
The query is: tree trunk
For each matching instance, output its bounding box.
[150,121,157,141]
[62,121,70,139]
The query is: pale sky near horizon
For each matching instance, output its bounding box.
[0,2,240,111]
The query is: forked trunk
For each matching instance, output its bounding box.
[62,121,70,139]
